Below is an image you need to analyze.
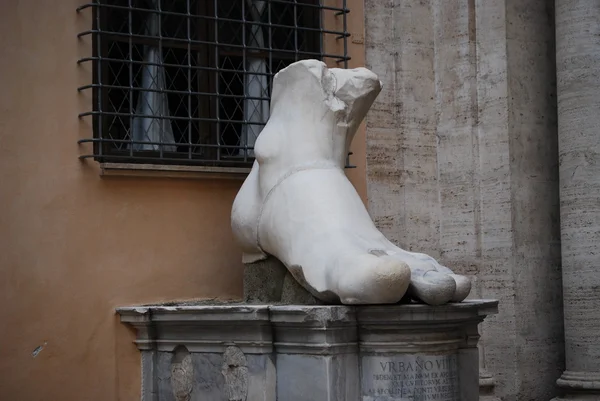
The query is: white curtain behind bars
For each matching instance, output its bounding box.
[131,0,176,152]
[242,0,270,157]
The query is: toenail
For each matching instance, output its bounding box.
[423,269,441,279]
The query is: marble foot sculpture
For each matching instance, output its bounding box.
[231,60,471,305]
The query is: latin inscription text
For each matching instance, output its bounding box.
[362,354,459,400]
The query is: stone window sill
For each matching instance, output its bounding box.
[99,163,251,180]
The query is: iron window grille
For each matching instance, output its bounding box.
[77,0,352,169]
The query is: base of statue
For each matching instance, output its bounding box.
[119,300,497,401]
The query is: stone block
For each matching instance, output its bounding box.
[270,306,359,401]
[276,354,359,401]
[243,257,287,303]
[243,256,322,304]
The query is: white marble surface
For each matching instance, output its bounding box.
[231,59,471,306]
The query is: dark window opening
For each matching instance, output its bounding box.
[77,0,351,168]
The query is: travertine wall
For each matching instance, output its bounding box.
[365,0,563,399]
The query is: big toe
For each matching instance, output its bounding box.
[337,255,411,305]
[409,270,456,306]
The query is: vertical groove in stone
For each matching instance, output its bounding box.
[505,0,563,398]
[432,0,480,275]
[555,0,600,396]
[366,0,439,253]
[472,1,518,398]
[365,0,401,242]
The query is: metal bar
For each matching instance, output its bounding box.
[78,52,350,68]
[342,0,348,68]
[79,110,267,125]
[79,137,255,149]
[214,0,221,162]
[318,0,324,60]
[78,46,351,67]
[268,0,272,92]
[79,154,257,165]
[187,0,192,160]
[78,29,350,50]
[128,0,133,156]
[242,0,247,161]
[82,152,355,168]
[157,0,164,158]
[78,23,349,38]
[79,84,273,101]
[78,1,347,15]
[293,0,298,62]
[95,0,103,158]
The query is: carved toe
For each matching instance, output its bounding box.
[449,274,471,302]
[409,270,456,306]
[337,254,411,305]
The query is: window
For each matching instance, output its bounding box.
[77,0,350,169]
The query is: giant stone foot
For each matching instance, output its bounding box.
[231,60,471,305]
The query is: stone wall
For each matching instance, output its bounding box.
[364,0,563,399]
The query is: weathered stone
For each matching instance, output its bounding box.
[357,301,496,401]
[221,346,249,401]
[119,304,275,401]
[243,256,322,304]
[171,346,193,401]
[243,257,287,303]
[271,305,359,401]
[361,354,459,400]
[277,354,359,401]
[118,300,497,401]
[154,352,274,401]
[118,304,273,354]
[270,305,358,355]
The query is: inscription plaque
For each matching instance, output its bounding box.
[361,353,459,401]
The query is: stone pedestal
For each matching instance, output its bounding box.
[119,301,497,401]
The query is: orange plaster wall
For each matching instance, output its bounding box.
[0,1,367,400]
[0,1,243,400]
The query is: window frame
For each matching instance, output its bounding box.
[77,0,352,170]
